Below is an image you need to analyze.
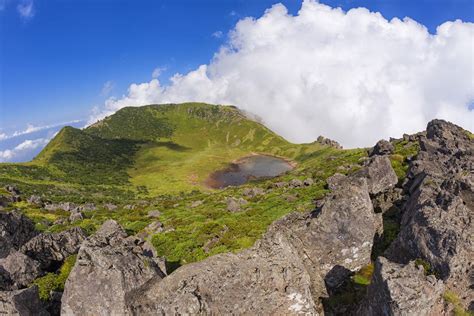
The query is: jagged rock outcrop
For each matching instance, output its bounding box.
[316,136,343,149]
[368,139,394,157]
[0,211,38,258]
[358,257,445,315]
[61,220,166,315]
[354,155,398,195]
[0,286,49,316]
[126,171,384,315]
[0,250,41,290]
[21,227,86,271]
[384,119,473,311]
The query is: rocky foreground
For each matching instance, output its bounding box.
[0,119,472,315]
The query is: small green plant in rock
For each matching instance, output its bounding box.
[33,255,77,301]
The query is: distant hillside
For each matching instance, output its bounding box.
[34,126,141,185]
[2,103,337,194]
[80,103,314,193]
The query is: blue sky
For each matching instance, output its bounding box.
[0,0,473,161]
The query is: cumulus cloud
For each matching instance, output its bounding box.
[2,120,81,140]
[0,138,49,162]
[89,0,474,148]
[101,80,115,96]
[17,0,34,20]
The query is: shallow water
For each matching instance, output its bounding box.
[206,155,293,188]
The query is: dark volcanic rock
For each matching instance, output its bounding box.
[21,227,86,271]
[0,286,49,315]
[354,155,398,195]
[127,175,377,315]
[0,250,41,290]
[61,220,165,315]
[359,257,445,315]
[368,139,394,157]
[0,211,37,258]
[383,119,474,311]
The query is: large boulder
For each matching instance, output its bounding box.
[127,175,377,315]
[61,220,165,315]
[359,257,445,315]
[368,139,394,157]
[0,286,49,315]
[385,119,474,310]
[0,250,41,290]
[354,155,398,195]
[0,211,37,258]
[21,227,86,271]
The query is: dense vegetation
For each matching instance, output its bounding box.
[1,103,419,267]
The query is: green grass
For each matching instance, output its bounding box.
[390,139,419,181]
[322,263,374,313]
[352,263,374,286]
[33,255,77,301]
[443,290,474,316]
[0,103,417,268]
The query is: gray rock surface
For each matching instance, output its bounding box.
[289,179,304,188]
[103,203,117,211]
[27,195,43,206]
[316,136,343,149]
[21,227,86,271]
[358,257,445,316]
[354,155,398,195]
[368,139,395,156]
[242,187,265,198]
[226,197,248,212]
[0,250,41,290]
[68,209,83,222]
[0,211,37,258]
[147,210,161,218]
[385,119,474,310]
[127,174,377,315]
[61,220,165,315]
[0,286,49,316]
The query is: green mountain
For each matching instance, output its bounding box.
[26,103,326,194]
[1,102,419,266]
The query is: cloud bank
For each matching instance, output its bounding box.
[0,120,84,163]
[90,0,474,148]
[0,138,49,162]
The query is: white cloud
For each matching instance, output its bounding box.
[0,120,81,140]
[101,80,115,96]
[0,138,49,162]
[89,1,474,148]
[17,0,34,20]
[152,67,166,79]
[212,31,223,38]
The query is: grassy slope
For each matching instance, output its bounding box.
[2,102,420,267]
[86,103,323,194]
